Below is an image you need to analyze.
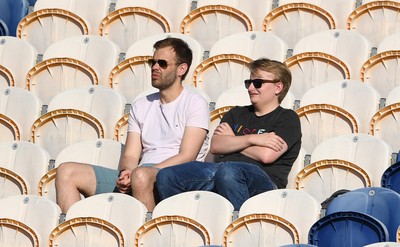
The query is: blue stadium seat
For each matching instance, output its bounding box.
[308,211,389,246]
[0,0,29,36]
[381,161,400,194]
[0,19,9,36]
[326,187,400,242]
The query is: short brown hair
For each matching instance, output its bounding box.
[248,58,292,103]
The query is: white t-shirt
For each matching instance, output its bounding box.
[128,88,210,165]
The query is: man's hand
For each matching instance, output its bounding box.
[214,122,235,136]
[116,169,132,194]
[249,132,285,152]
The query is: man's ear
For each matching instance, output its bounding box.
[177,63,188,77]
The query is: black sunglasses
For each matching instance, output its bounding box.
[244,79,279,89]
[147,59,178,69]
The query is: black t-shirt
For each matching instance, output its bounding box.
[216,105,302,188]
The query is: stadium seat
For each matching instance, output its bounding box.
[66,193,147,247]
[0,195,62,247]
[295,103,359,154]
[378,32,400,53]
[192,54,251,102]
[180,4,254,51]
[209,31,289,62]
[308,211,389,246]
[0,141,50,195]
[38,138,123,202]
[321,0,356,29]
[43,35,121,86]
[0,218,39,247]
[280,245,317,247]
[299,79,381,134]
[31,109,105,159]
[263,1,336,49]
[125,32,206,86]
[109,55,153,104]
[0,87,43,141]
[364,243,400,247]
[26,57,99,105]
[310,133,393,187]
[381,161,400,194]
[0,65,14,90]
[347,0,400,47]
[152,191,234,245]
[0,167,29,199]
[239,189,321,244]
[47,85,127,139]
[293,29,373,81]
[386,85,400,106]
[196,0,274,31]
[0,19,8,36]
[17,9,89,54]
[284,52,351,100]
[326,187,400,242]
[370,102,400,153]
[135,215,212,247]
[114,113,129,144]
[0,0,29,36]
[0,113,21,142]
[286,147,307,189]
[113,0,192,33]
[49,217,124,247]
[360,50,400,98]
[99,4,171,52]
[295,159,372,203]
[0,36,38,89]
[34,0,112,35]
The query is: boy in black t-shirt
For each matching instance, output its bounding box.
[156,58,302,210]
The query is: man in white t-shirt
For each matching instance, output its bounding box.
[55,37,210,213]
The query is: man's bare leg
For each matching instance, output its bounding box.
[55,162,97,213]
[130,167,158,212]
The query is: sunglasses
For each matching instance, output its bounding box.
[147,59,177,69]
[244,79,279,89]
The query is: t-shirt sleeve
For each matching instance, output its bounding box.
[127,100,141,134]
[185,94,210,131]
[274,110,302,149]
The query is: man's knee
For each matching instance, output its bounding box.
[56,162,79,182]
[131,167,156,187]
[215,163,241,183]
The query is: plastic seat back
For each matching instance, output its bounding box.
[326,187,400,242]
[0,0,29,36]
[381,161,400,194]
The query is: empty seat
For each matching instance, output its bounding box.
[308,211,389,246]
[49,217,124,247]
[26,57,99,105]
[293,29,373,81]
[326,187,400,242]
[370,103,400,152]
[347,0,400,47]
[180,4,254,51]
[0,166,29,199]
[66,193,147,247]
[364,243,400,247]
[43,35,121,86]
[47,85,127,139]
[321,0,356,29]
[0,195,62,247]
[210,31,288,61]
[295,103,359,154]
[0,113,21,142]
[381,161,400,194]
[284,52,350,99]
[360,50,400,98]
[0,19,8,36]
[377,32,400,53]
[99,3,171,52]
[286,147,307,189]
[295,159,372,203]
[239,189,321,244]
[0,0,29,36]
[0,140,50,195]
[310,133,393,187]
[33,0,113,35]
[193,54,251,102]
[0,36,38,89]
[299,79,381,133]
[152,191,234,245]
[124,32,206,86]
[0,87,43,141]
[31,109,105,159]
[386,85,400,106]
[17,9,89,54]
[38,138,123,202]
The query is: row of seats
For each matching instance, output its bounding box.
[3,28,400,102]
[1,187,400,246]
[1,131,400,213]
[3,0,399,51]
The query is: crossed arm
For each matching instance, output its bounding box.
[210,122,288,164]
